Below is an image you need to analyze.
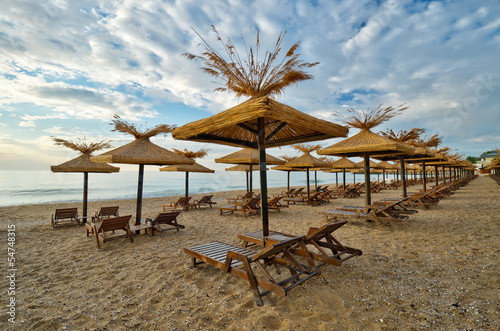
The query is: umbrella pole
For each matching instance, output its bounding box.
[287,171,290,191]
[246,171,249,192]
[136,164,144,226]
[435,165,439,186]
[442,166,446,184]
[343,168,346,190]
[364,153,371,206]
[314,171,317,190]
[399,156,407,198]
[383,169,386,186]
[185,172,189,199]
[422,161,427,191]
[336,172,338,187]
[83,172,88,219]
[249,164,253,194]
[353,173,356,184]
[257,118,269,238]
[306,168,310,198]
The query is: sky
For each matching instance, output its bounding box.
[1,0,499,171]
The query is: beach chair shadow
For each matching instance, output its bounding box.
[238,221,362,267]
[183,236,320,306]
[51,207,81,228]
[90,215,134,249]
[146,211,184,236]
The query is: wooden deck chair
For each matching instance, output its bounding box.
[91,206,119,222]
[227,191,254,204]
[146,211,184,235]
[183,236,320,306]
[192,195,217,209]
[51,207,80,228]
[238,221,362,267]
[281,188,296,197]
[163,196,193,211]
[291,187,305,197]
[283,192,323,206]
[217,197,261,218]
[319,207,408,229]
[267,196,289,212]
[91,215,133,249]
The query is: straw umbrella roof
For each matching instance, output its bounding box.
[215,148,285,165]
[376,160,398,170]
[355,160,385,169]
[226,164,268,171]
[91,138,194,165]
[283,153,331,169]
[159,162,214,173]
[329,156,362,169]
[51,153,119,173]
[319,129,416,157]
[172,96,349,148]
[272,165,306,171]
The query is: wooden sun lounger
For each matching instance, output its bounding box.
[90,215,134,249]
[163,196,194,211]
[217,197,261,217]
[238,221,362,267]
[51,208,81,228]
[192,195,217,209]
[267,196,289,211]
[183,236,320,306]
[283,192,323,206]
[146,211,184,235]
[91,206,119,222]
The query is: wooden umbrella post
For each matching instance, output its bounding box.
[422,161,427,191]
[257,118,269,237]
[185,172,189,198]
[306,168,310,198]
[399,155,408,198]
[83,172,88,219]
[435,165,439,186]
[314,171,318,190]
[249,164,253,194]
[136,164,144,226]
[364,153,371,206]
[287,170,290,191]
[343,168,346,190]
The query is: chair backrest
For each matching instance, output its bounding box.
[199,195,213,203]
[98,206,119,218]
[154,211,182,223]
[267,197,280,205]
[250,236,306,262]
[54,208,78,220]
[243,191,253,199]
[305,221,347,241]
[244,197,261,209]
[96,215,132,233]
[177,197,192,205]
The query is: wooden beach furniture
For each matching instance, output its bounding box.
[319,207,408,229]
[183,236,320,306]
[192,195,217,209]
[91,206,120,222]
[51,207,81,228]
[283,192,323,206]
[146,211,184,235]
[238,221,362,267]
[163,196,194,211]
[227,191,254,204]
[91,215,134,249]
[267,196,289,212]
[281,188,296,197]
[217,197,261,218]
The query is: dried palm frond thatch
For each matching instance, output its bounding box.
[292,143,322,155]
[281,155,297,162]
[52,137,112,155]
[379,128,425,143]
[410,134,442,149]
[111,115,176,139]
[172,148,209,160]
[339,104,408,130]
[183,26,319,98]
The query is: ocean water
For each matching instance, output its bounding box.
[0,169,385,207]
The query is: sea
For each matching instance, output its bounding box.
[0,170,383,207]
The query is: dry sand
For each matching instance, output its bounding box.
[0,175,498,330]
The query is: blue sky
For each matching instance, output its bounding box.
[1,0,499,171]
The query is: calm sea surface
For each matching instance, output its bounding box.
[0,170,383,207]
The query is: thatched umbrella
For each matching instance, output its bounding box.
[216,148,284,194]
[91,116,194,224]
[376,160,397,186]
[355,160,386,184]
[160,149,214,198]
[174,28,348,237]
[282,144,331,197]
[51,138,119,218]
[325,157,362,190]
[226,164,268,192]
[318,105,415,206]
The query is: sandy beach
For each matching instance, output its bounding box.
[0,175,498,330]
